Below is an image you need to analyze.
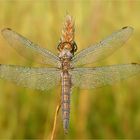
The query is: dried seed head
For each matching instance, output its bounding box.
[61,15,75,43]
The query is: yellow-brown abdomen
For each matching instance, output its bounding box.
[61,71,71,133]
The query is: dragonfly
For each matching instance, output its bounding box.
[1,15,140,133]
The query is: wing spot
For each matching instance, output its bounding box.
[122,26,128,29]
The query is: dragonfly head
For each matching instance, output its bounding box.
[57,41,77,59]
[57,41,77,53]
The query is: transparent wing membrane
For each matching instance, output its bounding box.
[1,27,138,91]
[1,28,60,66]
[72,26,133,66]
[71,63,140,89]
[0,64,61,90]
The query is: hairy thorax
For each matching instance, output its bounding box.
[58,42,76,71]
[59,51,72,71]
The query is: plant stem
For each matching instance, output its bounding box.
[50,101,61,140]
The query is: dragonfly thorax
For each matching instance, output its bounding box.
[61,59,71,71]
[59,48,73,59]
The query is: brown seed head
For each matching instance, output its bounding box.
[61,15,75,43]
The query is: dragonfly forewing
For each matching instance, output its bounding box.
[71,63,140,89]
[1,28,60,67]
[0,64,61,90]
[72,26,133,67]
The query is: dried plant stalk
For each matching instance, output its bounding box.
[50,102,61,140]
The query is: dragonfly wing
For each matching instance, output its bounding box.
[1,28,60,67]
[72,26,133,66]
[71,63,140,89]
[0,64,61,90]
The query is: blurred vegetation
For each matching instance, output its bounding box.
[0,0,140,139]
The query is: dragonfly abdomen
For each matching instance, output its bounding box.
[61,71,71,133]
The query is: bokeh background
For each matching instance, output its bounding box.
[0,0,140,139]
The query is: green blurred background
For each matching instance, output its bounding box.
[0,0,140,139]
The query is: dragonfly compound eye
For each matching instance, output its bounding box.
[57,42,73,52]
[57,42,63,51]
[73,42,77,52]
